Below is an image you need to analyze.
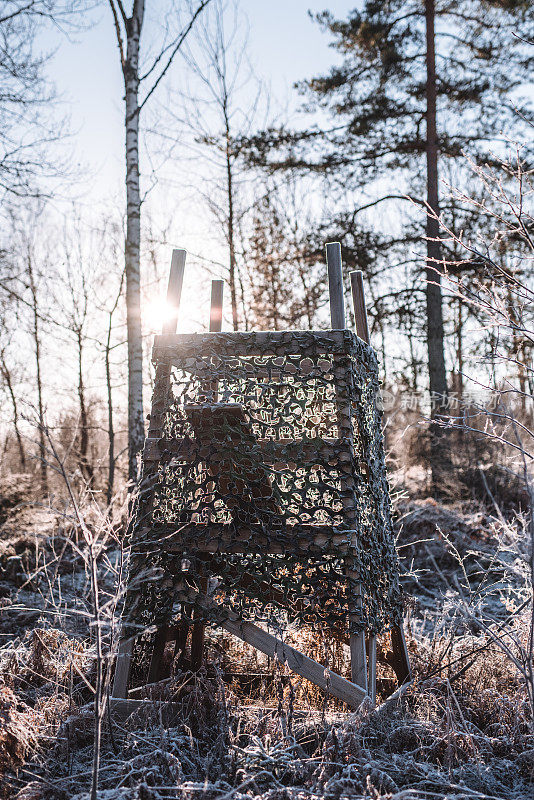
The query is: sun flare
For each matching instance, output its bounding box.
[144,299,179,334]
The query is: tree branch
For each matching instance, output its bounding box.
[0,1,39,25]
[114,0,129,29]
[107,0,125,69]
[138,0,212,113]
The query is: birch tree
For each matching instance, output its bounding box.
[107,0,211,481]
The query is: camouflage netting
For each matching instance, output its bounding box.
[123,330,403,640]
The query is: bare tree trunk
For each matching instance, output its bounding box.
[27,253,47,494]
[76,329,93,483]
[104,270,125,506]
[105,312,115,506]
[408,326,418,394]
[507,283,529,415]
[456,297,466,442]
[0,354,26,469]
[237,263,250,330]
[456,297,464,403]
[108,0,210,482]
[123,1,145,483]
[425,0,449,487]
[225,123,239,330]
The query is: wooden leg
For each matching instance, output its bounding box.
[190,612,205,671]
[148,625,169,683]
[173,621,190,668]
[390,623,411,684]
[190,574,209,670]
[112,636,134,698]
[350,631,368,692]
[367,634,377,705]
[349,581,367,691]
[222,613,366,708]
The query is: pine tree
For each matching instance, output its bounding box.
[246,188,327,331]
[247,193,296,330]
[244,0,533,485]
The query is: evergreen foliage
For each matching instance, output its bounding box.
[242,0,533,484]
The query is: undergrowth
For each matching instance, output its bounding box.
[0,479,532,800]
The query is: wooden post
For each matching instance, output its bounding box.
[326,244,368,693]
[112,249,187,699]
[349,269,375,694]
[112,636,134,699]
[350,271,370,344]
[207,279,224,403]
[390,622,411,685]
[148,626,169,683]
[163,249,186,335]
[326,243,345,329]
[350,269,411,694]
[368,635,377,705]
[210,279,224,332]
[190,279,225,671]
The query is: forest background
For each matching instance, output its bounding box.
[0,0,532,502]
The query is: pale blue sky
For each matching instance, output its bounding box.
[38,1,362,332]
[46,1,358,205]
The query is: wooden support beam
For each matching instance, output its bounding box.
[148,625,169,683]
[112,636,134,698]
[350,268,411,692]
[350,632,368,692]
[349,570,367,694]
[148,249,186,438]
[162,249,186,336]
[367,634,377,705]
[325,243,369,696]
[210,279,224,333]
[390,624,411,683]
[326,242,345,329]
[191,280,226,670]
[350,271,371,344]
[220,613,367,709]
[114,250,188,698]
[173,621,190,668]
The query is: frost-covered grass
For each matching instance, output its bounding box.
[0,479,532,800]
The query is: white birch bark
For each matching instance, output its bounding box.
[108,0,209,481]
[124,0,145,482]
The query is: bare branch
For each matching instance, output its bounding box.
[107,0,125,69]
[138,0,212,113]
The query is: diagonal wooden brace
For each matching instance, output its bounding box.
[214,604,367,708]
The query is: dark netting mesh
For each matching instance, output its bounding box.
[123,330,403,639]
